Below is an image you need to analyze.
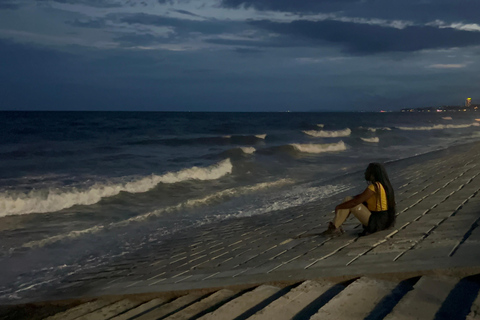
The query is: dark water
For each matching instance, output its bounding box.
[1,111,480,301]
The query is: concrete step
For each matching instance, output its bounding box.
[134,293,205,320]
[25,274,480,320]
[310,277,398,320]
[198,285,281,320]
[384,276,458,320]
[467,291,480,320]
[162,289,236,320]
[44,299,116,320]
[74,298,142,320]
[110,298,166,320]
[247,280,337,320]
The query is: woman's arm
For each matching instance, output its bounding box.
[335,187,375,211]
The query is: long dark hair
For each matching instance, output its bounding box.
[365,162,396,228]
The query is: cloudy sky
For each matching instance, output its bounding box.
[1,0,479,111]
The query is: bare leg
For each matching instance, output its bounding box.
[333,196,372,228]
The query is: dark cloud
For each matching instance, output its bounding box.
[114,33,168,46]
[0,4,19,9]
[249,19,480,54]
[2,0,479,111]
[120,13,242,35]
[221,0,355,13]
[38,0,123,8]
[221,0,480,24]
[234,47,263,54]
[0,38,76,75]
[205,38,271,47]
[340,1,480,24]
[67,18,107,28]
[170,9,202,18]
[0,0,20,9]
[0,38,174,111]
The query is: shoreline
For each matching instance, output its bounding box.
[3,140,480,318]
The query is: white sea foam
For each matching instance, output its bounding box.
[442,116,453,120]
[217,183,351,219]
[255,134,267,139]
[290,141,347,153]
[22,225,106,248]
[317,124,324,128]
[1,159,233,217]
[239,147,256,154]
[359,126,392,132]
[21,178,295,248]
[361,137,380,143]
[397,123,480,131]
[370,127,391,132]
[303,128,351,138]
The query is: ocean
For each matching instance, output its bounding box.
[1,111,480,301]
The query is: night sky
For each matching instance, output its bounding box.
[1,0,479,111]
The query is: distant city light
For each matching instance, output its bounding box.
[466,97,472,107]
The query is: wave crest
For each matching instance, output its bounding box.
[0,159,233,217]
[397,123,479,131]
[21,178,295,248]
[303,128,351,137]
[361,137,380,143]
[239,147,256,154]
[359,127,392,132]
[290,141,347,153]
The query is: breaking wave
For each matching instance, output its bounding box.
[361,137,380,143]
[303,128,351,138]
[290,141,347,153]
[0,159,233,217]
[359,127,392,132]
[219,183,351,219]
[239,147,256,154]
[219,147,256,158]
[397,123,479,131]
[21,178,295,248]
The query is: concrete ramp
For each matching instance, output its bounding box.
[110,298,166,320]
[134,293,205,320]
[198,285,280,320]
[247,280,336,320]
[44,299,116,320]
[468,292,480,320]
[163,289,236,320]
[384,276,459,320]
[13,274,480,320]
[311,277,398,320]
[74,298,142,320]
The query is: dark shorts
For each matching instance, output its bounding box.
[365,210,390,234]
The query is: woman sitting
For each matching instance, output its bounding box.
[323,162,396,236]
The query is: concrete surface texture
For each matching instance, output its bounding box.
[2,142,480,319]
[5,274,480,320]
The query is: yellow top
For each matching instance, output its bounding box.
[366,182,388,211]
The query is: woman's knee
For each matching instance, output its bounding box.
[352,205,371,220]
[343,196,353,202]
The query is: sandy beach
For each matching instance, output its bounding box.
[3,140,480,319]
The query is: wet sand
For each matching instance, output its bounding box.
[3,141,480,319]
